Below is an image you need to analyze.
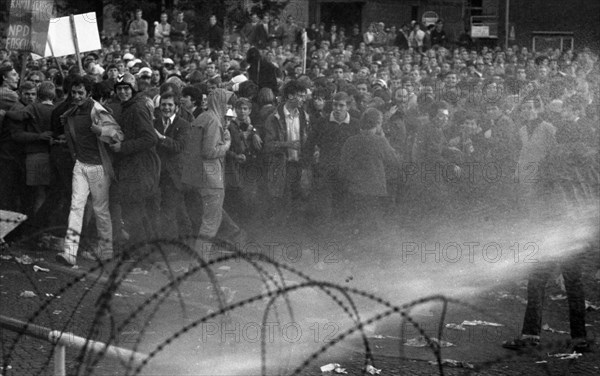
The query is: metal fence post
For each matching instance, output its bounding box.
[54,345,66,376]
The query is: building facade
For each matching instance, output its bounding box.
[279,0,599,52]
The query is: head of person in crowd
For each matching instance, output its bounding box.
[237,80,259,102]
[37,81,56,103]
[455,109,481,136]
[70,75,94,107]
[282,79,307,110]
[309,86,329,112]
[105,63,119,80]
[180,85,202,113]
[256,87,275,108]
[160,92,179,120]
[206,88,229,123]
[360,107,383,133]
[26,70,45,87]
[519,98,542,122]
[159,12,168,25]
[428,100,450,128]
[394,87,410,107]
[331,91,350,122]
[355,79,371,96]
[137,67,153,84]
[92,81,112,104]
[485,101,504,121]
[19,81,37,105]
[114,72,137,102]
[176,11,184,23]
[234,97,252,128]
[0,65,19,90]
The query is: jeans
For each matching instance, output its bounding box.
[522,257,587,339]
[63,161,113,257]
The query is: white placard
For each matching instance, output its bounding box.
[471,25,490,38]
[44,12,101,57]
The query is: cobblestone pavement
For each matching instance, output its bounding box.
[1,203,599,376]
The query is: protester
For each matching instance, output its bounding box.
[55,76,113,266]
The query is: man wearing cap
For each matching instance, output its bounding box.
[109,73,161,262]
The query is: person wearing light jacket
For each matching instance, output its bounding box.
[182,88,246,254]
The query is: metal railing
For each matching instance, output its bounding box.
[0,315,149,376]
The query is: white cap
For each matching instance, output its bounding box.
[163,58,174,65]
[138,67,152,76]
[127,59,142,69]
[547,99,563,113]
[123,53,134,61]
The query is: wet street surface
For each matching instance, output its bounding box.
[1,205,599,375]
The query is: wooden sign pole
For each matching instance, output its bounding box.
[20,53,28,84]
[69,14,83,74]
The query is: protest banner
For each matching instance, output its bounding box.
[5,0,55,56]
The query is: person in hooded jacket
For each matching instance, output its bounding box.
[182,88,246,255]
[109,73,161,261]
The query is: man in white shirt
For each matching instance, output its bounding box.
[263,80,310,223]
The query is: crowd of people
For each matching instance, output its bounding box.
[0,6,599,355]
[0,9,598,258]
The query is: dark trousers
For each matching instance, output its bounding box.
[522,258,587,339]
[159,176,192,240]
[121,196,161,253]
[38,146,74,234]
[0,158,25,212]
[347,193,384,233]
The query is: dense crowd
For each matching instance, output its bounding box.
[1,7,599,356]
[0,9,598,264]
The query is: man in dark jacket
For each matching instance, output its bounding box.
[207,15,224,50]
[302,91,360,223]
[394,24,410,50]
[154,92,192,242]
[110,73,161,261]
[249,14,270,49]
[246,47,279,95]
[263,80,310,224]
[0,66,24,213]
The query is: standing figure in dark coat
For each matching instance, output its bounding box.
[154,92,192,242]
[109,73,161,261]
[207,15,224,50]
[246,47,279,95]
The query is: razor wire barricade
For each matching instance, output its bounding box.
[0,315,148,376]
[0,213,598,376]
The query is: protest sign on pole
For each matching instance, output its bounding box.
[42,12,101,58]
[6,0,55,56]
